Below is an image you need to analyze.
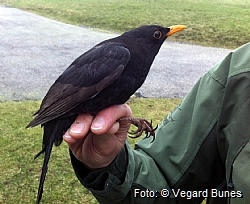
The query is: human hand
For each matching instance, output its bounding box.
[63,104,132,169]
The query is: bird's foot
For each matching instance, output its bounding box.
[118,117,158,142]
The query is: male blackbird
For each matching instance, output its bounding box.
[26,24,186,203]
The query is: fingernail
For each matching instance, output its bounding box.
[92,117,105,130]
[70,121,85,134]
[63,131,72,139]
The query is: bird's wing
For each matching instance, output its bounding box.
[27,43,130,127]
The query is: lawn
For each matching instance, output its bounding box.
[0,0,250,49]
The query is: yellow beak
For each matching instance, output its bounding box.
[166,25,186,36]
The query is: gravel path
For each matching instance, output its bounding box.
[0,5,232,101]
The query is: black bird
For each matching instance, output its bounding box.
[26,24,186,203]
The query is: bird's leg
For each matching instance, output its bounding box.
[118,117,158,142]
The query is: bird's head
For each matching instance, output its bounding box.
[121,25,186,55]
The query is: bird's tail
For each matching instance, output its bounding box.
[36,139,53,204]
[35,116,76,204]
[35,121,56,204]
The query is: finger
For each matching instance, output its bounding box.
[63,130,78,144]
[69,113,94,138]
[105,121,120,135]
[91,104,132,134]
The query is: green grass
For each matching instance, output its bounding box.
[0,98,181,203]
[1,0,250,48]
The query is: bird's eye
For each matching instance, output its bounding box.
[153,30,162,39]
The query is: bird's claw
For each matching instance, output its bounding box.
[118,117,157,142]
